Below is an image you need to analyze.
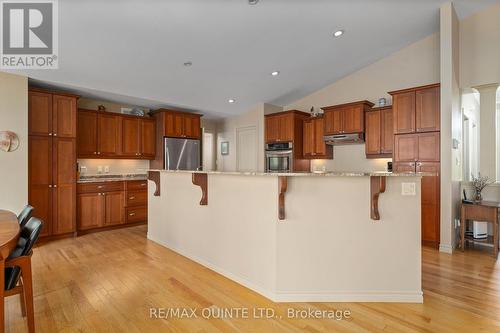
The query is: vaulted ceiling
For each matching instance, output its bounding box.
[13,0,499,118]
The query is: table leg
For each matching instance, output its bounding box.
[493,210,498,258]
[0,258,5,333]
[460,206,466,251]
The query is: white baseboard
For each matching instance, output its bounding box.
[147,234,424,303]
[439,243,454,254]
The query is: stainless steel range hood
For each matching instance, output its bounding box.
[324,133,365,145]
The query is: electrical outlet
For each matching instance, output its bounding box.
[104,166,110,173]
[97,166,103,173]
[80,166,87,174]
[401,182,416,196]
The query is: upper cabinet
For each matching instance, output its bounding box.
[265,113,294,143]
[161,110,201,139]
[389,83,440,134]
[77,109,156,159]
[393,132,440,163]
[29,89,77,138]
[365,106,393,158]
[321,101,374,135]
[303,117,333,159]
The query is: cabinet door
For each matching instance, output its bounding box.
[343,105,364,133]
[184,114,201,139]
[393,134,418,162]
[78,193,104,230]
[279,115,294,142]
[53,95,77,138]
[392,162,416,173]
[28,136,53,237]
[77,110,98,156]
[380,108,394,154]
[104,191,125,226]
[393,91,416,134]
[98,113,122,155]
[324,109,343,134]
[165,112,184,137]
[140,118,156,158]
[417,132,440,162]
[29,91,52,136]
[53,138,76,235]
[416,86,440,132]
[122,117,141,157]
[365,111,381,155]
[265,116,279,143]
[417,162,440,245]
[313,118,326,155]
[303,120,314,157]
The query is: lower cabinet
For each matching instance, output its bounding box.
[77,180,147,232]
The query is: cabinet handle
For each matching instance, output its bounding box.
[93,152,97,155]
[48,185,52,188]
[53,184,57,188]
[53,133,57,137]
[97,152,101,155]
[129,212,136,216]
[129,196,135,200]
[140,183,146,186]
[97,185,104,189]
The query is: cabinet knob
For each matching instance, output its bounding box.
[49,133,53,136]
[97,185,104,189]
[53,184,57,188]
[48,185,52,188]
[93,152,97,155]
[97,152,101,155]
[53,133,57,137]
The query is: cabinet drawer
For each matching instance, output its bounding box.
[126,180,148,191]
[127,190,147,207]
[126,207,147,223]
[78,181,125,193]
[463,205,497,222]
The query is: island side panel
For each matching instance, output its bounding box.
[275,176,422,302]
[147,172,278,299]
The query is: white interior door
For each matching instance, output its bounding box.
[203,132,214,171]
[236,126,257,172]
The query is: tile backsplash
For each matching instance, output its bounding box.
[78,159,149,176]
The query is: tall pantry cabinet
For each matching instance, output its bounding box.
[389,83,441,248]
[28,88,78,238]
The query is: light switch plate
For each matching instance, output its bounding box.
[401,182,416,196]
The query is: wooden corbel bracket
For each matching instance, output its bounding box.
[278,176,288,221]
[370,176,386,220]
[147,171,161,196]
[192,173,208,205]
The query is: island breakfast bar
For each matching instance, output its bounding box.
[147,170,426,303]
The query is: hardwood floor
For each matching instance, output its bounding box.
[6,225,500,332]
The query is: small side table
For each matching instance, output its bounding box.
[460,201,499,258]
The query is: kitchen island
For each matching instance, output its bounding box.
[147,170,427,303]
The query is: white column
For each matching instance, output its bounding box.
[474,84,499,180]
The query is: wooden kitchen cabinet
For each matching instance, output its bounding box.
[265,113,295,143]
[160,109,201,139]
[389,83,440,134]
[418,162,440,247]
[98,113,122,156]
[303,117,332,159]
[77,193,104,230]
[104,191,125,226]
[78,109,156,159]
[416,86,440,132]
[380,107,394,154]
[394,132,439,163]
[322,101,374,135]
[28,88,79,239]
[365,109,382,156]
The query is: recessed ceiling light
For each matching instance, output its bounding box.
[183,61,192,67]
[271,71,280,76]
[248,0,259,4]
[333,30,344,37]
[228,99,235,103]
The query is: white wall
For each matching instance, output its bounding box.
[216,103,266,172]
[439,3,462,253]
[460,1,500,89]
[0,72,28,213]
[285,33,440,172]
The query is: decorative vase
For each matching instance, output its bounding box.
[474,191,482,202]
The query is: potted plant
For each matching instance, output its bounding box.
[471,173,494,202]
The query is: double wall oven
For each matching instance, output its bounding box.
[265,142,293,173]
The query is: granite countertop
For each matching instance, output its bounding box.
[148,170,436,177]
[77,174,148,183]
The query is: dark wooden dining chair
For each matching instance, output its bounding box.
[17,205,34,229]
[4,217,43,333]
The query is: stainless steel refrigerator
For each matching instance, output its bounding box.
[164,137,201,170]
